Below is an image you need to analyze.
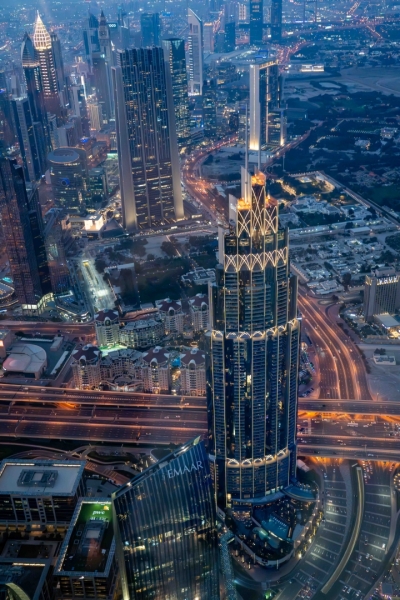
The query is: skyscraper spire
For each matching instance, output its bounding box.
[21,32,38,67]
[33,12,52,51]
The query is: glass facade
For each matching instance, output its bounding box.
[249,0,263,45]
[112,439,220,600]
[207,169,300,510]
[259,62,279,148]
[114,47,180,229]
[0,158,43,304]
[162,39,191,150]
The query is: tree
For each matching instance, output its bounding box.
[342,272,352,289]
[147,253,155,261]
[161,241,176,257]
[95,258,107,273]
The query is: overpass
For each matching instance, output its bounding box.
[298,399,400,416]
[298,445,399,461]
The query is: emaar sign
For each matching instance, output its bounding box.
[167,461,203,479]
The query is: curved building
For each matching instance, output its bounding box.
[206,167,300,512]
[112,438,220,600]
[48,148,87,210]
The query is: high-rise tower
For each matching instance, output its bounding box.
[206,167,300,513]
[112,438,220,600]
[0,158,50,304]
[92,11,114,122]
[162,38,191,150]
[271,0,283,42]
[188,9,204,96]
[249,58,280,151]
[11,97,46,183]
[249,0,263,45]
[32,13,62,119]
[112,47,183,231]
[140,12,161,46]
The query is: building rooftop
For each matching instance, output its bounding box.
[3,343,46,375]
[47,148,81,165]
[189,293,209,309]
[55,499,115,577]
[72,344,101,363]
[155,298,182,313]
[0,559,51,600]
[94,310,119,323]
[0,460,85,496]
[180,348,206,367]
[142,346,169,365]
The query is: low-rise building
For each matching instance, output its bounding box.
[3,343,47,379]
[100,348,142,387]
[141,347,170,393]
[181,268,216,286]
[0,459,85,529]
[54,498,117,600]
[189,294,209,332]
[179,348,206,396]
[94,310,120,348]
[155,298,184,335]
[71,345,102,389]
[119,314,164,349]
[364,268,400,322]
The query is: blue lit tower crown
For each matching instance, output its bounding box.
[206,167,300,511]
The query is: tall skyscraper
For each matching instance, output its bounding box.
[51,32,66,103]
[224,21,236,52]
[249,0,263,45]
[249,58,280,150]
[162,38,191,149]
[44,208,71,295]
[271,0,283,42]
[27,187,52,295]
[188,9,204,96]
[140,12,161,46]
[206,168,299,514]
[21,33,52,154]
[112,438,220,600]
[11,97,44,183]
[203,78,218,139]
[112,47,184,231]
[32,13,63,120]
[92,11,114,122]
[0,158,49,304]
[83,11,100,67]
[0,89,14,148]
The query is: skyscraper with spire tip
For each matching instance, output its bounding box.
[32,13,62,120]
[92,11,114,122]
[206,165,300,515]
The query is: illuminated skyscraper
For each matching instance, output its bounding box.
[0,158,49,304]
[112,438,220,600]
[206,167,300,513]
[32,13,62,119]
[112,47,183,231]
[271,0,283,42]
[162,38,191,149]
[203,78,218,139]
[188,9,204,96]
[249,0,263,45]
[249,58,280,150]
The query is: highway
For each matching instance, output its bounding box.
[0,383,206,409]
[298,288,364,401]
